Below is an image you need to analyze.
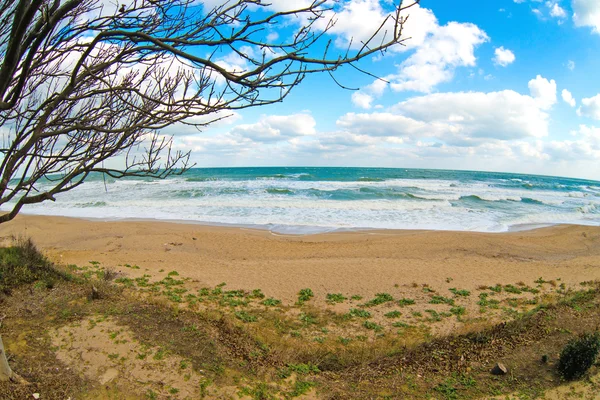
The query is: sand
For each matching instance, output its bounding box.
[1,215,600,302]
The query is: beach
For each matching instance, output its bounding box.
[2,214,600,303]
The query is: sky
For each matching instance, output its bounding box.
[167,0,600,180]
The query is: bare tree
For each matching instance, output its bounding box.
[0,0,418,381]
[0,0,418,224]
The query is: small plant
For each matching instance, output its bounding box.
[397,298,416,307]
[261,297,282,306]
[297,288,314,304]
[348,308,371,318]
[249,289,265,299]
[363,320,383,332]
[449,288,471,297]
[299,313,318,325]
[489,284,502,293]
[235,311,257,323]
[363,292,394,307]
[350,294,363,301]
[557,332,600,380]
[430,295,455,305]
[450,306,466,316]
[326,293,347,304]
[384,311,402,318]
[504,284,522,294]
[167,270,179,276]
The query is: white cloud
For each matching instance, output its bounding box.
[567,60,576,70]
[528,75,557,109]
[562,89,576,107]
[390,21,488,93]
[573,0,600,33]
[549,2,567,18]
[351,79,388,109]
[337,87,553,146]
[229,113,316,143]
[578,94,600,119]
[351,92,375,109]
[493,47,516,67]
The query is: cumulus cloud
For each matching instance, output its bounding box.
[573,0,600,33]
[528,75,557,109]
[390,21,488,93]
[578,94,600,119]
[337,86,554,147]
[229,113,316,143]
[567,60,576,70]
[493,47,516,67]
[549,2,567,18]
[562,89,576,107]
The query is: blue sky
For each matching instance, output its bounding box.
[168,0,600,180]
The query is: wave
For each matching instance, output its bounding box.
[266,188,294,195]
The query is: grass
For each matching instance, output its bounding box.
[3,239,600,399]
[0,237,76,295]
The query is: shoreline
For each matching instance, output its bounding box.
[8,211,587,236]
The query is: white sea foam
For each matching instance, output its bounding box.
[5,170,600,233]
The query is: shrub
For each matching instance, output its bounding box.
[558,332,600,380]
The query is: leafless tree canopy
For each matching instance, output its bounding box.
[0,0,418,223]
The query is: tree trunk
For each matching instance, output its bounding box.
[0,332,13,382]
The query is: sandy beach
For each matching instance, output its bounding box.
[2,215,599,303]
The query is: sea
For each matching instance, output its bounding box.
[11,167,600,234]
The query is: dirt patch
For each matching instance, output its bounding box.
[51,316,213,398]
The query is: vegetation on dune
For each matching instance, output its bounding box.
[2,239,600,398]
[558,332,600,381]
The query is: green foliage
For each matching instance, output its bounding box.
[558,332,600,380]
[347,308,371,318]
[297,288,314,304]
[397,298,416,307]
[363,292,394,307]
[384,310,402,318]
[363,320,383,332]
[503,284,522,294]
[261,297,282,306]
[450,306,466,316]
[430,295,455,305]
[235,311,257,323]
[449,288,471,297]
[326,293,347,304]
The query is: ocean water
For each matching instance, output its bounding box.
[8,167,600,233]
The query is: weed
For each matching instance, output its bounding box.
[261,297,282,307]
[297,288,314,304]
[363,320,383,332]
[235,311,257,323]
[363,292,394,307]
[384,311,402,318]
[350,294,363,301]
[347,308,371,318]
[504,284,522,294]
[449,288,471,297]
[397,298,416,307]
[450,306,466,316]
[326,293,347,304]
[430,295,455,305]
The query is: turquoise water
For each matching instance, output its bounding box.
[12,167,600,233]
